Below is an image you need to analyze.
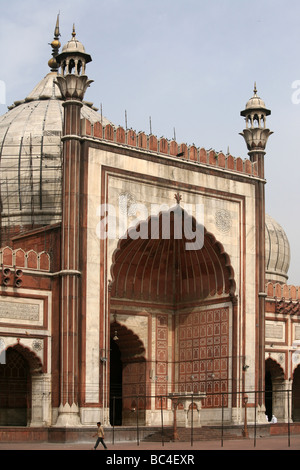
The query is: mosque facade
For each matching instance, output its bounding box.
[0,19,299,432]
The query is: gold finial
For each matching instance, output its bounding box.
[72,24,76,38]
[253,82,257,95]
[48,13,61,72]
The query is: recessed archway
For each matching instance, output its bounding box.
[265,357,285,422]
[109,321,146,425]
[0,344,43,426]
[109,207,236,423]
[292,364,300,422]
[109,339,122,425]
[110,207,236,304]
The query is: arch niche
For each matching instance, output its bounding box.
[0,344,42,426]
[109,321,146,426]
[109,206,237,425]
[265,357,285,422]
[292,364,300,422]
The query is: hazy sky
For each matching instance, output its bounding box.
[0,0,299,285]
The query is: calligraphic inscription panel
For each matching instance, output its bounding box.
[0,299,42,326]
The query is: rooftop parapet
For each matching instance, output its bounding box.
[81,118,259,178]
[266,281,300,301]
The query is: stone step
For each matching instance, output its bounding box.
[143,426,244,442]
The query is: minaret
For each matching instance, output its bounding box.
[240,83,273,178]
[240,85,272,412]
[54,26,93,426]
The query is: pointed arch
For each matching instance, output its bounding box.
[110,207,236,305]
[0,344,44,426]
[110,320,146,362]
[109,321,147,426]
[7,343,43,374]
[265,357,284,380]
[265,357,285,422]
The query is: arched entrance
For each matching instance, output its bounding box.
[109,321,146,426]
[265,358,285,422]
[109,338,122,425]
[292,365,300,422]
[109,206,236,425]
[0,344,43,426]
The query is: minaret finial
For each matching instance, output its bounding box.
[54,13,60,38]
[72,24,76,38]
[254,82,257,95]
[48,13,61,72]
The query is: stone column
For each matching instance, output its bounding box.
[54,33,93,426]
[240,85,272,405]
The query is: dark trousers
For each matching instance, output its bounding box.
[94,437,107,449]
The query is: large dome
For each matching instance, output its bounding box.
[0,71,110,231]
[265,214,291,283]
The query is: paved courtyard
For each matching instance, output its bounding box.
[0,434,299,451]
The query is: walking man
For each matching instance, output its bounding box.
[93,422,108,450]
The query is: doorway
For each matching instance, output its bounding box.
[0,348,30,426]
[265,358,285,422]
[109,321,146,425]
[110,339,123,425]
[292,365,300,422]
[265,370,272,421]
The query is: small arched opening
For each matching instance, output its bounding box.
[0,344,42,426]
[265,357,285,422]
[110,321,146,426]
[109,338,122,425]
[292,364,300,422]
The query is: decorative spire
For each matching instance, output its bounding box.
[54,14,60,38]
[253,81,257,96]
[48,14,61,72]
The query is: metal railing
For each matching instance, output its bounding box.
[109,388,299,448]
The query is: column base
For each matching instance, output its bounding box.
[55,403,81,426]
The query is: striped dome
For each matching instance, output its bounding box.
[265,214,290,283]
[0,71,110,229]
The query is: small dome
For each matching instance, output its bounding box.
[246,83,266,109]
[61,25,86,54]
[245,94,267,110]
[241,83,271,117]
[62,36,86,55]
[265,214,291,283]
